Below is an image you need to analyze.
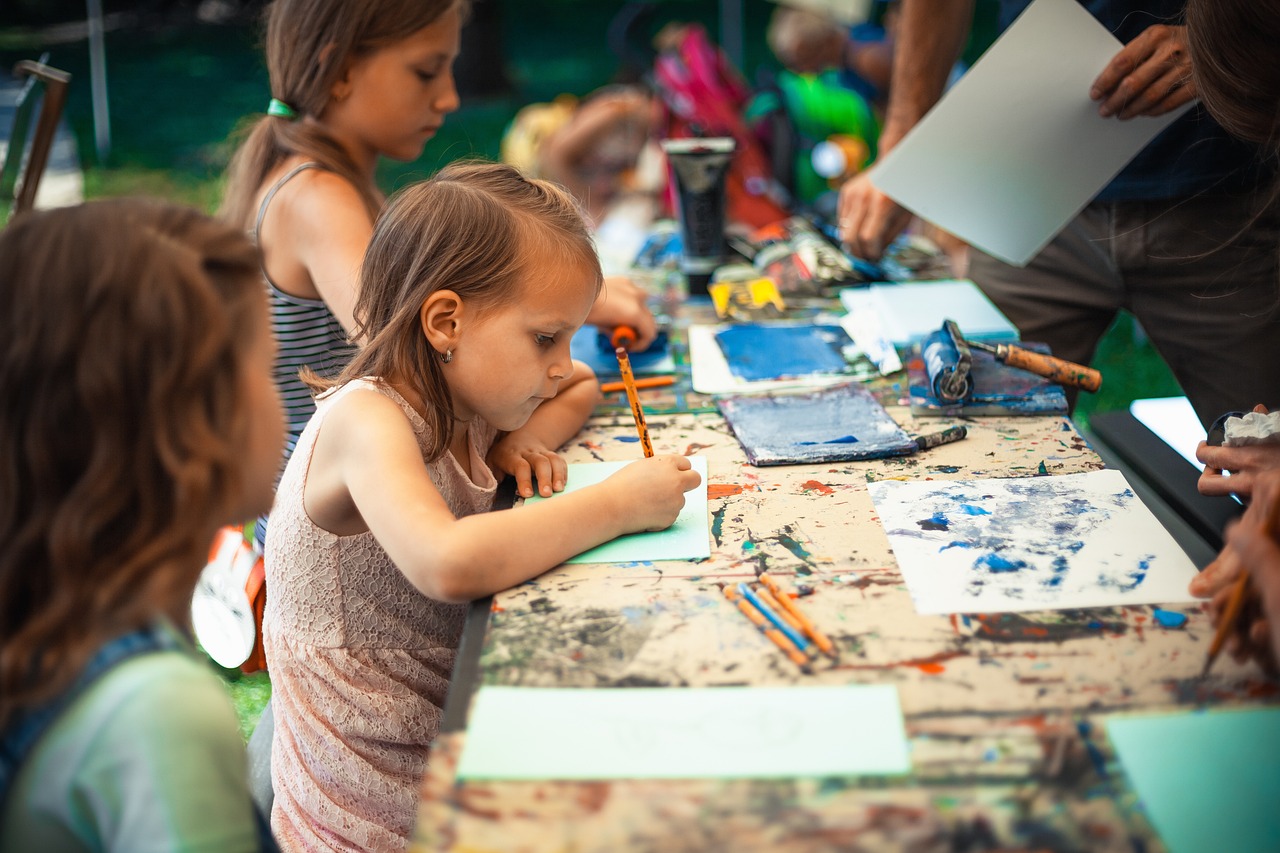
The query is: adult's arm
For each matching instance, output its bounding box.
[838,0,975,260]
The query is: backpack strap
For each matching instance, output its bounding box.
[0,625,280,851]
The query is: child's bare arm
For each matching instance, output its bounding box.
[489,360,603,498]
[289,171,376,335]
[312,390,699,603]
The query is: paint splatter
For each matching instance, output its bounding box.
[918,512,950,531]
[707,484,744,499]
[800,480,834,495]
[1152,608,1188,628]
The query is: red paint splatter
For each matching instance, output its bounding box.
[915,662,946,674]
[1022,626,1049,637]
[801,480,834,495]
[708,484,744,499]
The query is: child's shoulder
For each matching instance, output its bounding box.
[320,379,424,440]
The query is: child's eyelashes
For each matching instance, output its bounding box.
[534,333,556,347]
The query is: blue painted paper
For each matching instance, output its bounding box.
[717,382,917,466]
[866,470,1198,614]
[570,327,674,378]
[713,323,852,382]
[1107,706,1280,853]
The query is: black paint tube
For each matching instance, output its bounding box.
[660,137,734,296]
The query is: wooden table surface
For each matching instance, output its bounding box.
[410,299,1277,853]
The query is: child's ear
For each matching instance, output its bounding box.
[322,44,354,103]
[419,290,464,354]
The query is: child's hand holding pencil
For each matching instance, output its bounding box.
[1199,467,1280,676]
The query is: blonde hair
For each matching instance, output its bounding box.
[219,0,468,227]
[768,6,846,70]
[0,199,265,726]
[311,160,602,460]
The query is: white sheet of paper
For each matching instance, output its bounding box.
[867,469,1198,614]
[838,279,1018,347]
[456,684,912,780]
[869,0,1190,266]
[522,455,710,564]
[688,324,853,395]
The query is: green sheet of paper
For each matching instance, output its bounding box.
[522,455,710,563]
[1106,706,1280,853]
[456,684,912,779]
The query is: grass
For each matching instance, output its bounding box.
[3,2,1182,738]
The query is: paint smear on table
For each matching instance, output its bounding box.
[717,382,917,466]
[456,684,911,779]
[522,455,710,564]
[1106,706,1280,853]
[714,323,852,382]
[866,469,1198,614]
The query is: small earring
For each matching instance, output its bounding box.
[440,348,453,364]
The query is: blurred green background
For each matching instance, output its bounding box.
[0,0,1181,736]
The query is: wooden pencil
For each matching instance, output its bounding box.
[755,586,805,633]
[614,347,654,458]
[723,584,811,673]
[759,572,839,660]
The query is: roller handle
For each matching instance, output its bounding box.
[996,345,1102,392]
[610,325,638,349]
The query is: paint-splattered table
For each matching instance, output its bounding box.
[410,399,1276,852]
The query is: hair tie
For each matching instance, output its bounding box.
[266,98,298,119]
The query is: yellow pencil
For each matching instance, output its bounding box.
[723,585,811,673]
[759,572,839,660]
[615,346,654,458]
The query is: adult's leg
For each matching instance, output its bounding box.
[968,203,1124,411]
[1118,190,1280,429]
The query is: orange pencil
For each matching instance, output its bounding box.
[723,585,811,673]
[759,572,839,660]
[600,375,676,394]
[615,346,654,458]
[755,586,805,634]
[1202,571,1252,677]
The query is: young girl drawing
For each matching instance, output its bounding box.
[263,161,699,850]
[220,0,657,543]
[0,199,284,851]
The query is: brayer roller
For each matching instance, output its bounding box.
[926,320,1103,402]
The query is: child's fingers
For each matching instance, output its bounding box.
[528,452,555,497]
[511,458,535,498]
[548,454,568,492]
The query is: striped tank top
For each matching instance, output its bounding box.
[254,162,360,544]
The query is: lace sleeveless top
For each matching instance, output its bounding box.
[263,378,498,851]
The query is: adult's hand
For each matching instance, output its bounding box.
[837,172,913,262]
[1090,24,1197,119]
[1196,405,1280,499]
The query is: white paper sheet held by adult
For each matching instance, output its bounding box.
[868,0,1191,267]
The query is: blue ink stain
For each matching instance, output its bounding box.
[798,435,859,445]
[742,541,756,552]
[933,465,961,473]
[1087,620,1103,630]
[1152,608,1187,629]
[961,615,972,627]
[918,512,949,531]
[975,552,1027,573]
[983,748,998,762]
[615,435,640,443]
[958,504,990,516]
[1037,460,1048,475]
[1043,555,1069,587]
[941,540,975,552]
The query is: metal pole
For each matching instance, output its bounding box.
[86,0,110,162]
[719,0,744,71]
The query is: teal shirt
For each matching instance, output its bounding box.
[1,631,260,852]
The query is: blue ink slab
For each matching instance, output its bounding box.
[713,323,852,382]
[907,339,1068,417]
[570,327,672,378]
[717,382,917,466]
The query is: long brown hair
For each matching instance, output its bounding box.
[310,160,602,460]
[218,0,466,227]
[0,199,265,726]
[1186,0,1280,152]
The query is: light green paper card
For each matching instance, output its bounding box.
[522,455,710,563]
[456,684,912,780]
[1107,706,1280,853]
